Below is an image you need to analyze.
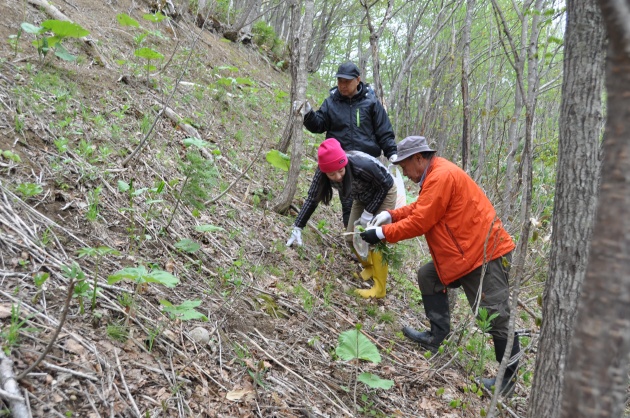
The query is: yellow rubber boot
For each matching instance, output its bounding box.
[353,249,373,280]
[355,250,388,299]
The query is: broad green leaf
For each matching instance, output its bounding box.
[54,44,77,61]
[265,149,291,172]
[235,77,254,86]
[357,372,394,389]
[143,12,168,22]
[134,47,164,60]
[41,20,89,38]
[216,77,235,86]
[108,266,148,284]
[145,270,179,287]
[175,239,201,253]
[117,13,140,28]
[21,22,43,34]
[117,180,130,192]
[131,187,148,197]
[160,299,207,321]
[216,65,238,72]
[183,137,209,148]
[335,329,381,363]
[195,224,224,233]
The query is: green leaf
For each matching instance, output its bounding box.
[357,372,394,389]
[335,329,381,363]
[195,224,225,233]
[175,239,201,253]
[183,137,209,148]
[143,12,168,22]
[216,77,234,86]
[265,149,291,172]
[54,44,77,61]
[108,266,148,284]
[41,20,89,38]
[117,13,140,27]
[160,299,207,321]
[145,270,179,287]
[117,180,130,192]
[134,47,164,60]
[235,77,254,86]
[21,22,43,34]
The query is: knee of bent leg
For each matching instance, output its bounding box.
[417,262,442,295]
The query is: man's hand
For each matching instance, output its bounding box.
[292,100,312,117]
[368,211,392,227]
[360,228,382,245]
[286,226,303,246]
[359,210,373,228]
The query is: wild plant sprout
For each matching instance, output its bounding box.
[20,20,89,62]
[108,265,179,323]
[77,246,120,311]
[335,323,394,413]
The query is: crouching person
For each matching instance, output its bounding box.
[360,135,520,395]
[286,138,397,298]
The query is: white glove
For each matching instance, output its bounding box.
[368,211,392,227]
[389,154,398,163]
[292,100,312,117]
[286,226,303,247]
[359,210,373,228]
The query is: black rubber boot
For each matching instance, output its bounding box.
[481,335,520,397]
[402,292,450,353]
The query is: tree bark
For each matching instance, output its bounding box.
[527,0,605,414]
[360,0,395,105]
[461,0,474,171]
[271,0,315,214]
[559,1,630,417]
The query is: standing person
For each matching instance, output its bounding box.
[360,136,520,395]
[286,138,397,298]
[293,61,397,228]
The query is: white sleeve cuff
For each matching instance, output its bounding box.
[375,227,385,240]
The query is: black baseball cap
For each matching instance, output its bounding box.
[335,62,360,79]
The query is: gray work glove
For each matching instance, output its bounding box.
[359,210,374,228]
[286,226,303,247]
[292,100,312,117]
[368,211,392,227]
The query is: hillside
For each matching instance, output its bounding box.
[0,1,533,417]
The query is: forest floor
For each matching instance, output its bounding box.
[0,0,538,416]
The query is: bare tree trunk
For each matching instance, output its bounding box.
[461,0,474,171]
[528,0,605,415]
[559,1,630,416]
[360,0,395,105]
[271,0,315,214]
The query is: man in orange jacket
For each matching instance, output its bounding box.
[360,135,520,396]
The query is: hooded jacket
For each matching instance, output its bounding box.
[294,151,394,229]
[303,82,397,159]
[382,157,515,285]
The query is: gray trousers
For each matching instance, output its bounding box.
[417,253,513,339]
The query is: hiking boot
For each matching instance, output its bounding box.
[403,292,450,353]
[480,335,520,397]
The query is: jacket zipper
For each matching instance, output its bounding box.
[445,225,464,256]
[356,108,360,127]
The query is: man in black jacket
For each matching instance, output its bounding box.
[289,62,397,245]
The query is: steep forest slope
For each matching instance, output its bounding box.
[0,1,536,417]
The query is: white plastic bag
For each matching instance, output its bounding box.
[352,220,369,260]
[392,166,406,209]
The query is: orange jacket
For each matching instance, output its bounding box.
[382,157,515,285]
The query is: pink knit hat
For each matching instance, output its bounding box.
[318,138,347,173]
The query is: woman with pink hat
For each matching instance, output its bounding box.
[286,138,398,298]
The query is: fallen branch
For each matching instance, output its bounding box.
[17,279,76,381]
[0,353,29,418]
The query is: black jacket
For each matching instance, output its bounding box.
[303,82,397,159]
[294,151,394,229]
